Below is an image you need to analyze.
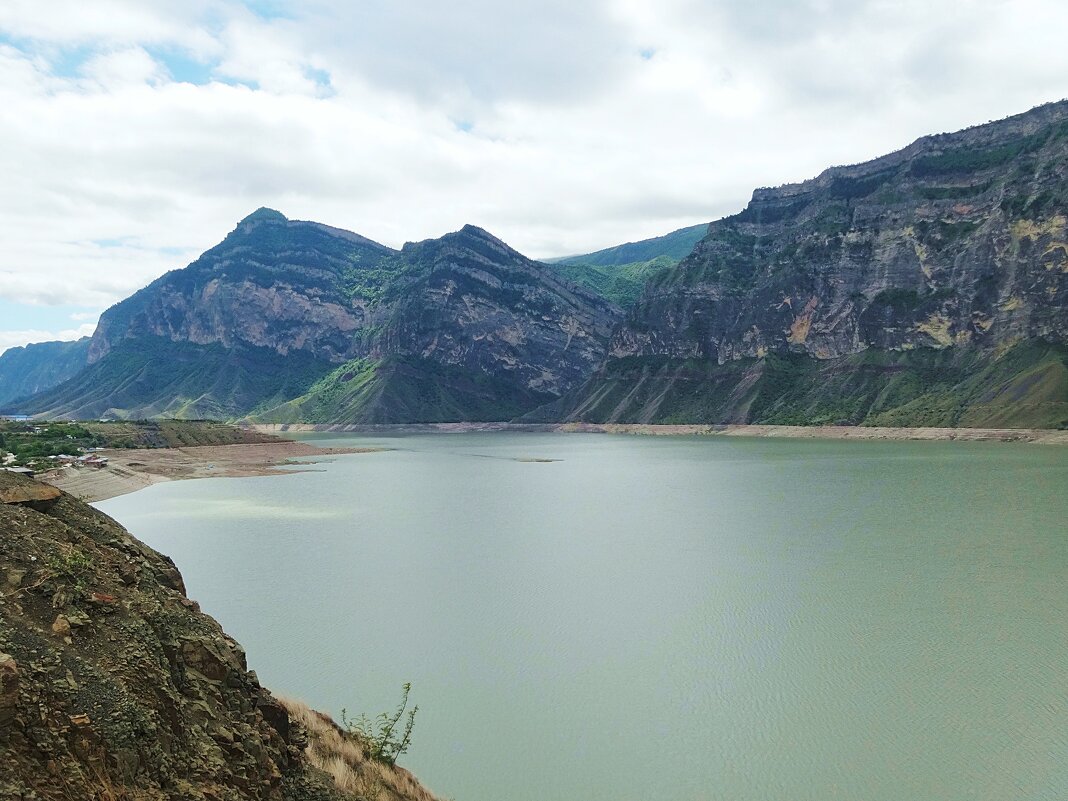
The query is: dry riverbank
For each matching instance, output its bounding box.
[32,422,1067,503]
[253,421,1068,445]
[38,440,379,502]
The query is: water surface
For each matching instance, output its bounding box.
[98,433,1068,801]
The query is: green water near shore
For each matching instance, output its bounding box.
[99,433,1068,801]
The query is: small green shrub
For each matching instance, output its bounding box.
[48,547,95,595]
[341,683,418,767]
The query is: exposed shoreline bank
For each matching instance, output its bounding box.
[38,439,380,503]
[34,422,1067,504]
[253,421,1068,445]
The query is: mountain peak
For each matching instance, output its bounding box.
[238,207,288,225]
[450,224,514,252]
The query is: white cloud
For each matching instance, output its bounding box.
[79,46,170,90]
[0,0,1065,348]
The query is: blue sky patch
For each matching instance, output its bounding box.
[244,0,295,21]
[304,66,333,94]
[146,47,215,86]
[0,299,100,333]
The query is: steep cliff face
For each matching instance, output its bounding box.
[0,470,441,800]
[20,213,620,422]
[88,208,396,367]
[0,338,90,409]
[378,226,617,398]
[256,226,621,423]
[538,101,1068,427]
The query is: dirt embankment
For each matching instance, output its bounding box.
[39,440,381,503]
[0,470,442,800]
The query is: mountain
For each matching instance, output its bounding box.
[530,101,1068,428]
[0,338,90,409]
[19,211,620,422]
[547,222,710,267]
[0,469,440,800]
[255,226,621,423]
[545,223,708,307]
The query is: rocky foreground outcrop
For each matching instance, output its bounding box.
[0,470,440,801]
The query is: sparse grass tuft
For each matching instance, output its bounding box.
[276,696,442,801]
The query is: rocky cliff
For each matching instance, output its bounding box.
[19,213,620,422]
[0,469,440,800]
[533,101,1068,427]
[255,226,620,423]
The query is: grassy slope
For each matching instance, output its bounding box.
[0,338,91,408]
[546,223,709,307]
[548,256,675,308]
[17,337,334,421]
[254,356,557,424]
[528,342,1068,429]
[548,223,709,267]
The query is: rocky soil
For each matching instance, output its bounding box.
[0,470,438,801]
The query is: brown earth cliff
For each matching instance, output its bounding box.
[0,469,440,801]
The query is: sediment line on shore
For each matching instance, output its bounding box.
[251,421,1068,445]
[35,422,1067,504]
[39,440,381,503]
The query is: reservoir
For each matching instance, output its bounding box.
[98,433,1068,801]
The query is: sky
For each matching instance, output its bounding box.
[1,0,1066,353]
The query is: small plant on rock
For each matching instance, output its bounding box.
[47,546,95,596]
[341,682,418,767]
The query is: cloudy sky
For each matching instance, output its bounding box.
[1,0,1066,352]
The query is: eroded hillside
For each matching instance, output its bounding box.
[0,470,441,801]
[536,101,1068,427]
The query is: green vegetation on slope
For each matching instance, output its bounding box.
[528,342,1068,429]
[545,223,708,307]
[18,337,334,421]
[548,223,709,267]
[256,355,557,424]
[548,256,676,307]
[0,338,90,408]
[0,419,274,470]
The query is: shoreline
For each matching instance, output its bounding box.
[253,421,1068,445]
[38,440,381,503]
[34,421,1067,504]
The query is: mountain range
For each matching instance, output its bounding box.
[3,100,1067,428]
[8,211,620,422]
[533,101,1068,428]
[0,338,90,408]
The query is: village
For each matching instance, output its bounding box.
[0,417,112,478]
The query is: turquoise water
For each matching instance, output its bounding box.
[98,433,1068,801]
